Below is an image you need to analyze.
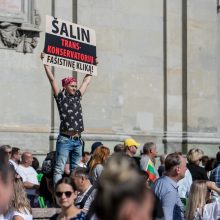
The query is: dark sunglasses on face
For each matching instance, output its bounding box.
[55,191,73,198]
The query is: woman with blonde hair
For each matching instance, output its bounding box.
[88,146,110,187]
[5,177,32,220]
[187,148,208,181]
[186,180,220,220]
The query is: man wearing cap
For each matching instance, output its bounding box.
[124,138,140,157]
[41,52,96,184]
[124,138,141,167]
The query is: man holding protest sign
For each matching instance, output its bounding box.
[41,52,97,184]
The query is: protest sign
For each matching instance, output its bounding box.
[43,15,97,75]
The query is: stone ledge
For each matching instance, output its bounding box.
[32,208,60,220]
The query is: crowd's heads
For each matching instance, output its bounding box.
[91,153,154,220]
[91,142,103,154]
[165,152,186,180]
[186,180,208,220]
[187,148,204,164]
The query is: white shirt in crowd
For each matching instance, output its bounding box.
[16,165,39,196]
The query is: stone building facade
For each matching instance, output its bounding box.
[0,0,220,157]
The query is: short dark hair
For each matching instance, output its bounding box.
[11,147,20,156]
[165,152,182,172]
[143,142,155,154]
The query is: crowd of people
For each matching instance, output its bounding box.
[0,142,220,220]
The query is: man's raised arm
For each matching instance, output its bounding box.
[79,74,92,96]
[79,58,98,96]
[41,52,59,96]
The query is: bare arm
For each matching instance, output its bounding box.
[23,181,39,190]
[207,181,220,195]
[79,57,98,96]
[12,216,24,220]
[41,53,59,96]
[79,74,92,96]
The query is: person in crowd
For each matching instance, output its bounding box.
[153,152,186,220]
[41,52,97,185]
[87,142,103,172]
[78,152,90,168]
[0,145,12,158]
[186,180,220,220]
[9,147,21,171]
[187,148,209,181]
[5,177,32,220]
[210,151,220,200]
[210,151,220,188]
[177,168,193,200]
[90,142,103,155]
[124,138,140,157]
[140,142,159,184]
[71,167,96,213]
[124,138,141,167]
[50,177,86,220]
[113,144,125,153]
[158,154,166,177]
[16,152,39,207]
[201,155,209,167]
[39,151,56,207]
[88,146,110,187]
[0,149,14,214]
[88,153,154,220]
[205,157,217,178]
[32,157,40,173]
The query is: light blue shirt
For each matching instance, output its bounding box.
[153,176,185,220]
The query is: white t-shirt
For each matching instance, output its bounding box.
[16,165,39,195]
[5,209,32,220]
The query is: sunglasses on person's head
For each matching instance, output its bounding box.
[55,191,73,198]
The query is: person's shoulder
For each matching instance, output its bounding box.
[50,213,59,220]
[72,211,86,220]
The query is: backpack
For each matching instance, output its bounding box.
[41,151,56,178]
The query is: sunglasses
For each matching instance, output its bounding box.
[55,191,73,198]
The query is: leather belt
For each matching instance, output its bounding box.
[61,133,80,140]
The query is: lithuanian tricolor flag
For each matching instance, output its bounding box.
[146,159,157,183]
